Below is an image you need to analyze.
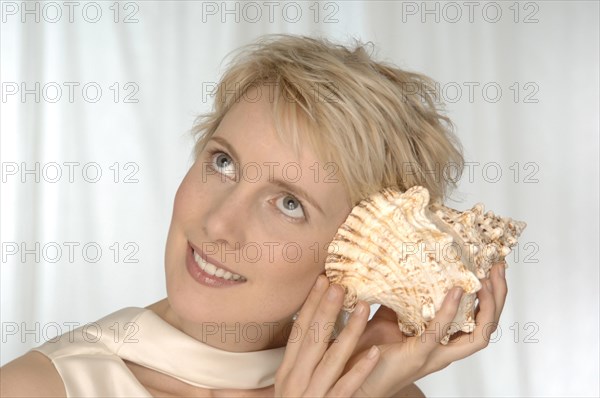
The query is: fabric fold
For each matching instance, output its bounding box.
[33,307,286,396]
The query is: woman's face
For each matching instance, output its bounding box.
[164,87,352,348]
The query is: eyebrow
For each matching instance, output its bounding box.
[210,136,241,166]
[208,136,324,216]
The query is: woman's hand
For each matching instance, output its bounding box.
[274,261,507,397]
[274,275,381,397]
[347,261,509,397]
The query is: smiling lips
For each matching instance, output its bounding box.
[186,243,247,287]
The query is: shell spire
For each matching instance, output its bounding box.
[325,186,526,343]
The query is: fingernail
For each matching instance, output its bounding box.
[327,285,340,301]
[355,302,364,314]
[367,345,379,359]
[453,287,463,300]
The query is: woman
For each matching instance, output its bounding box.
[1,35,507,397]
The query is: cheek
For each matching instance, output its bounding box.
[270,233,341,308]
[164,174,204,289]
[261,244,325,306]
[172,174,202,218]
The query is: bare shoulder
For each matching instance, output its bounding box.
[394,383,426,398]
[0,351,66,397]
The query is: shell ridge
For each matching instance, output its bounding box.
[324,186,526,342]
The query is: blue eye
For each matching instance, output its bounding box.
[275,195,305,220]
[210,151,236,179]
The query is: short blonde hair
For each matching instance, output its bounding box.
[192,34,463,206]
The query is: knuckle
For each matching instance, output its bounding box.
[477,336,490,349]
[274,366,289,383]
[428,359,450,373]
[398,344,426,369]
[320,349,337,366]
[415,353,428,370]
[329,385,353,398]
[489,323,498,333]
[316,301,337,318]
[494,277,507,291]
[355,358,374,375]
[284,372,307,392]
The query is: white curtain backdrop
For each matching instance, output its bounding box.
[1,1,598,396]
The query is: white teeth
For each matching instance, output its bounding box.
[204,263,217,275]
[193,250,245,282]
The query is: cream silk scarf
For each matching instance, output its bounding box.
[34,307,286,396]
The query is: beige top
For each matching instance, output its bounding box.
[33,307,286,397]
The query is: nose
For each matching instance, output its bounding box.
[202,182,250,251]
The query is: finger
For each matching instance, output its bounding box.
[435,279,496,363]
[328,345,381,398]
[420,287,463,350]
[470,262,505,323]
[291,283,345,386]
[364,305,406,345]
[490,262,508,323]
[304,301,371,397]
[473,279,497,342]
[278,274,329,376]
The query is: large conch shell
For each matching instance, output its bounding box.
[325,186,526,343]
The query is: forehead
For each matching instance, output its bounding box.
[212,90,351,220]
[215,92,306,164]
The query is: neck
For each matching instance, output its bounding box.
[146,298,292,352]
